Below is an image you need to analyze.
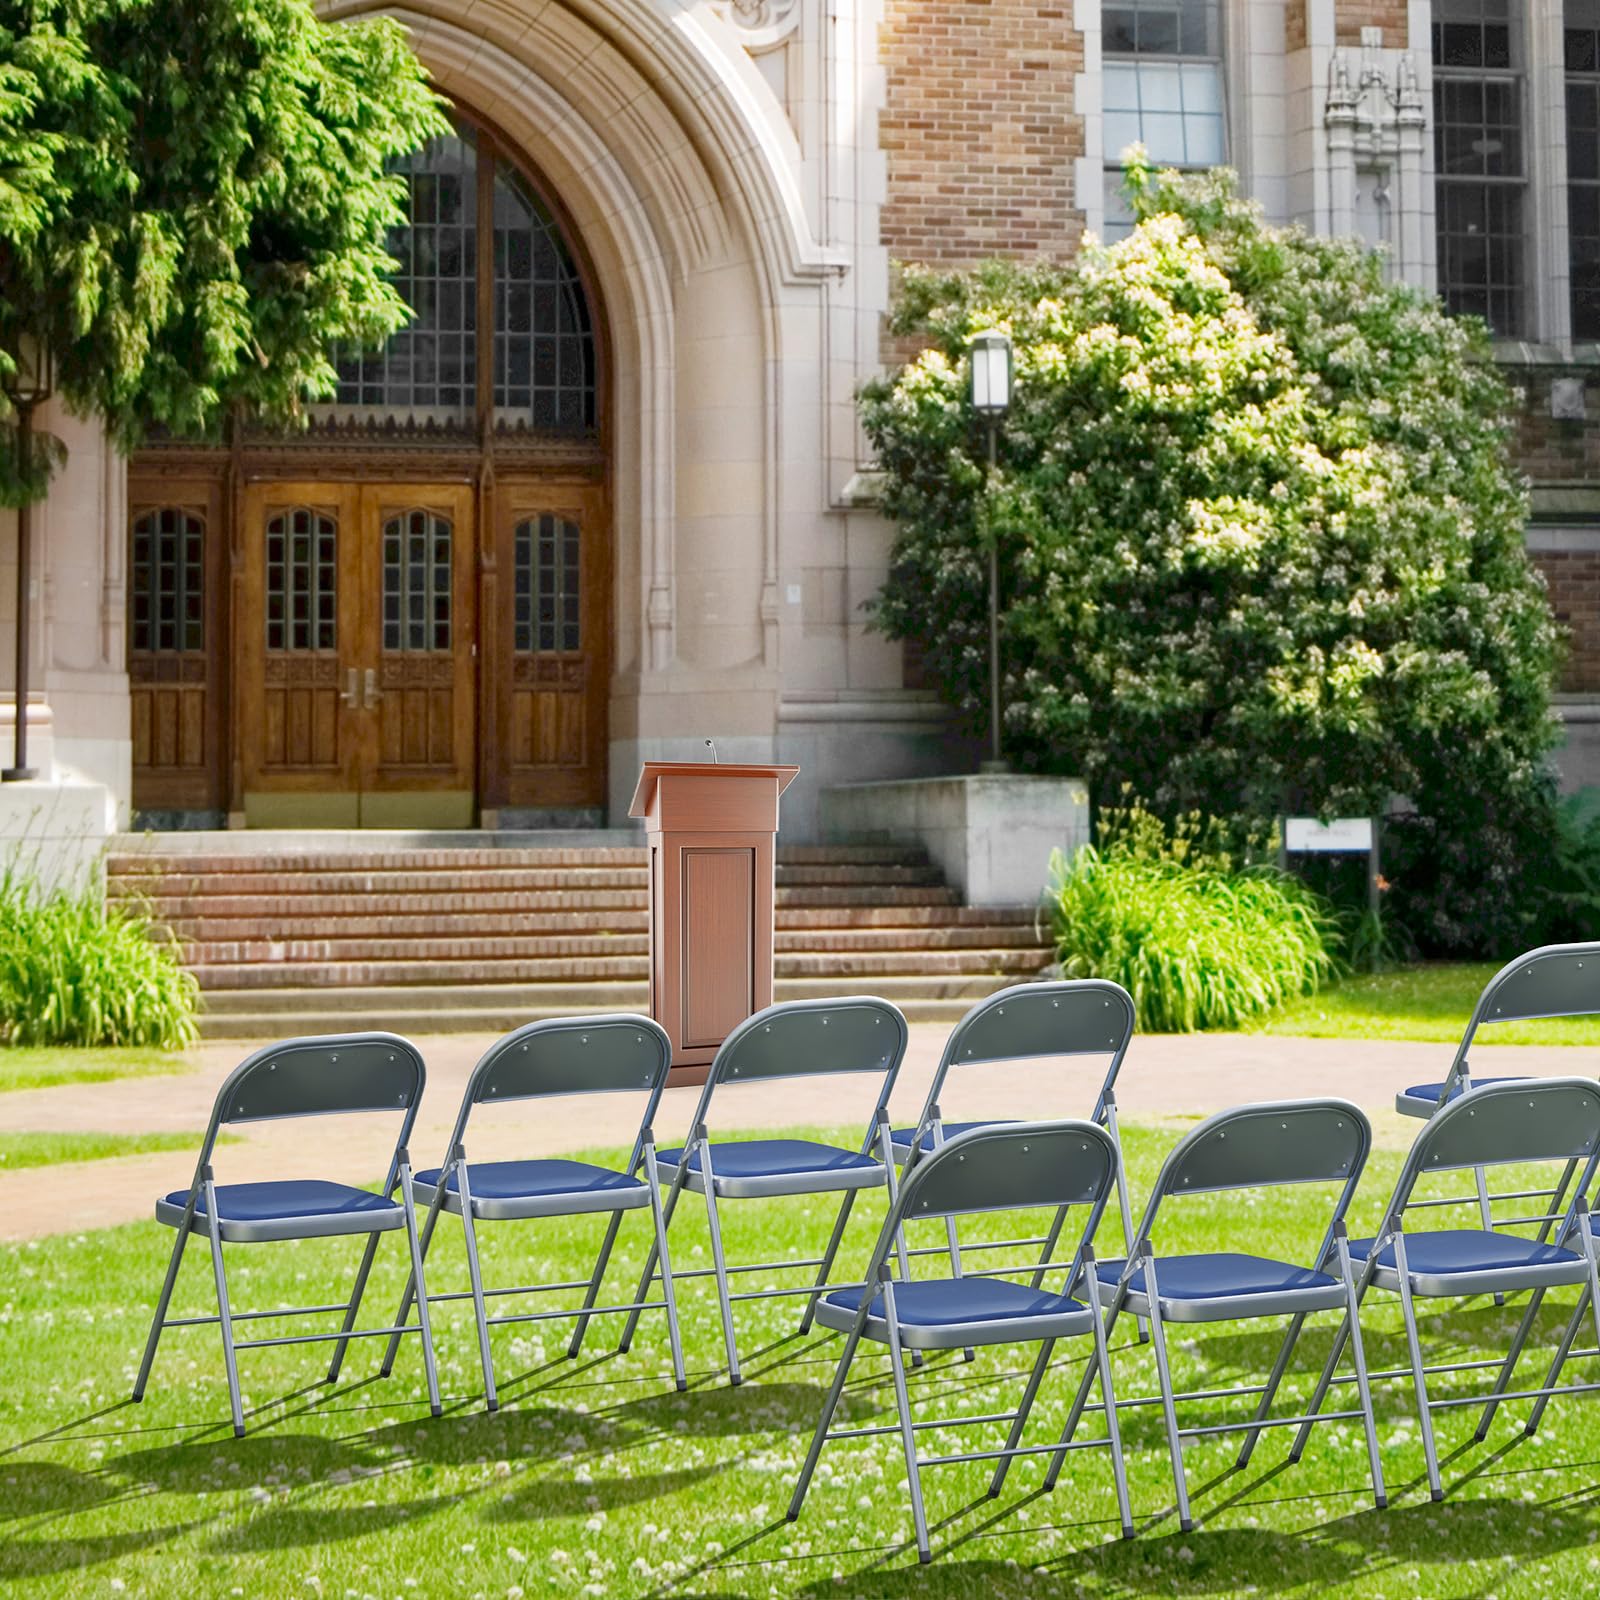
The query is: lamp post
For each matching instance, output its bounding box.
[3,332,54,783]
[969,329,1012,773]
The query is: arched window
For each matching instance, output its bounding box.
[335,122,597,432]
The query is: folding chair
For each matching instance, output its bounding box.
[887,979,1139,1305]
[1053,1098,1385,1532]
[132,1033,441,1437]
[1394,943,1600,1262]
[1294,1077,1600,1502]
[620,995,909,1386]
[379,1015,685,1411]
[789,1120,1132,1564]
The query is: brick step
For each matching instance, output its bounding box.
[171,924,1046,963]
[109,842,931,875]
[186,947,1043,989]
[134,890,653,919]
[196,976,1016,1038]
[153,904,1041,942]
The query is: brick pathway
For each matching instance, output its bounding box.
[0,1027,1591,1241]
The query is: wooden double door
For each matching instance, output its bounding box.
[128,469,609,826]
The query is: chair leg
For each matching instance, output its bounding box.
[1235,1313,1306,1470]
[454,1161,498,1413]
[698,1147,743,1387]
[1028,1206,1070,1293]
[643,1140,688,1392]
[1475,1287,1548,1440]
[1141,1253,1193,1532]
[1472,1164,1505,1307]
[133,1218,191,1402]
[1085,1259,1134,1537]
[799,1189,858,1335]
[567,1211,624,1359]
[1528,1207,1600,1437]
[1102,1095,1147,1344]
[202,1174,245,1438]
[1336,1228,1387,1510]
[788,1319,866,1523]
[620,1162,687,1354]
[1524,1288,1588,1437]
[987,1337,1056,1499]
[390,1156,442,1417]
[881,1279,931,1564]
[1289,1249,1373,1465]
[381,1181,447,1379]
[1049,1292,1123,1475]
[325,1231,383,1384]
[1391,1229,1442,1501]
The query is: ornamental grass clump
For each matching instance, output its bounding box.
[0,863,198,1048]
[1048,811,1339,1033]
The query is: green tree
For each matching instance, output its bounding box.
[0,0,448,491]
[863,160,1564,953]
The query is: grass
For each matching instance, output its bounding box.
[5,1123,1600,1598]
[0,1046,192,1094]
[0,1131,231,1173]
[1251,964,1600,1046]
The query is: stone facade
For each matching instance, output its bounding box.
[3,0,1599,846]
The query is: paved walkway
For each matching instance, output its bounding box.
[2,1028,1594,1241]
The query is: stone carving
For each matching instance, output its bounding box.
[717,0,801,51]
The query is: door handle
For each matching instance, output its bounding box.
[340,667,359,708]
[363,667,383,710]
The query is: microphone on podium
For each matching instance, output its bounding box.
[704,738,719,763]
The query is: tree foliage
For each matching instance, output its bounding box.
[0,0,448,492]
[863,161,1564,952]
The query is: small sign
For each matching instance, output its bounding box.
[1284,817,1374,853]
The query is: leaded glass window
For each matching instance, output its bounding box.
[383,510,453,653]
[265,509,338,653]
[131,508,204,654]
[1569,0,1600,336]
[514,516,581,654]
[334,119,597,432]
[1433,0,1526,334]
[1103,0,1225,242]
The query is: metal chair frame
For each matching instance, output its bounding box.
[888,980,1140,1300]
[788,1120,1133,1564]
[380,1015,686,1411]
[1053,1098,1385,1532]
[132,1032,442,1437]
[620,996,910,1386]
[1293,1076,1600,1501]
[1395,943,1600,1265]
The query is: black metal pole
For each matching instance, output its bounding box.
[986,417,1003,771]
[3,400,35,782]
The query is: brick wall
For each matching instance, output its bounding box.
[878,0,1086,270]
[1333,0,1411,46]
[1514,373,1600,482]
[1534,551,1600,692]
[1286,0,1307,52]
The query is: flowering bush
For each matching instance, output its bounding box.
[864,160,1564,953]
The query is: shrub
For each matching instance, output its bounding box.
[1048,806,1340,1032]
[0,865,198,1049]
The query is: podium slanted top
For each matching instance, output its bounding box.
[628,761,800,834]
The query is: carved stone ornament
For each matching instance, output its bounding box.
[716,0,801,51]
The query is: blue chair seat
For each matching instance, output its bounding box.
[413,1158,649,1221]
[888,1119,1015,1159]
[657,1138,884,1199]
[156,1179,403,1244]
[1095,1251,1346,1323]
[1395,1077,1526,1118]
[1350,1228,1588,1297]
[816,1276,1093,1350]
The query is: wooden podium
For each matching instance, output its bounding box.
[628,761,799,1081]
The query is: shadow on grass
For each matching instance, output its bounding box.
[0,1521,204,1580]
[484,1462,733,1522]
[206,1493,468,1552]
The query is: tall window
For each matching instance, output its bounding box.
[1568,0,1600,336]
[335,120,597,432]
[1102,0,1226,240]
[1433,0,1527,335]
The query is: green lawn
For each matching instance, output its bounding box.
[0,1046,191,1094]
[0,1131,230,1172]
[5,1124,1600,1597]
[1252,963,1600,1046]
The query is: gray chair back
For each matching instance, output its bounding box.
[470,1016,673,1104]
[1409,1079,1600,1179]
[945,980,1134,1067]
[1471,944,1600,1031]
[218,1034,425,1126]
[897,1121,1117,1223]
[1163,1102,1368,1196]
[710,996,908,1087]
